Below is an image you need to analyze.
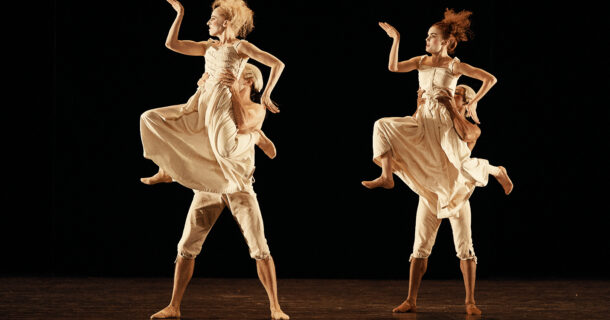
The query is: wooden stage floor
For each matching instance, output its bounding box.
[1,278,609,319]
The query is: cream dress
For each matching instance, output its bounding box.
[372,55,491,219]
[140,40,258,193]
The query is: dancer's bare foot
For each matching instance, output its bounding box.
[271,308,290,320]
[466,303,482,315]
[141,170,173,185]
[150,305,180,319]
[494,166,513,195]
[361,176,394,189]
[255,129,277,159]
[392,299,416,313]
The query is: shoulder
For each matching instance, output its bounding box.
[201,38,217,50]
[452,58,471,75]
[414,55,428,68]
[234,39,257,56]
[235,39,255,51]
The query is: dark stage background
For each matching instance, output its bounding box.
[5,1,609,280]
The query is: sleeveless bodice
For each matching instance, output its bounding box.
[417,55,461,96]
[204,40,249,83]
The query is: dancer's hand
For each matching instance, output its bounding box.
[262,94,280,113]
[218,70,238,91]
[379,22,400,39]
[465,101,480,124]
[166,0,184,14]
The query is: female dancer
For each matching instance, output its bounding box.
[140,0,284,191]
[361,9,513,315]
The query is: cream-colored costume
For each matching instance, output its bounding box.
[140,40,272,260]
[372,55,491,219]
[178,187,270,260]
[140,40,256,193]
[411,197,476,262]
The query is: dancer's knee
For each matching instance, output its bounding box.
[177,239,202,261]
[140,109,163,127]
[250,245,270,260]
[374,118,388,131]
[456,247,477,264]
[409,250,431,262]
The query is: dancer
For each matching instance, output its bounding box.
[140,0,284,190]
[140,0,288,318]
[361,9,513,315]
[148,63,289,320]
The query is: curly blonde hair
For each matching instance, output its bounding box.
[242,63,263,93]
[433,8,473,54]
[212,0,254,38]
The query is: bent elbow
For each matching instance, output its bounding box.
[489,75,498,86]
[276,61,285,71]
[388,66,398,72]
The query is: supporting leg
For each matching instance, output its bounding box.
[393,257,428,313]
[256,256,289,319]
[460,259,482,315]
[150,256,195,319]
[362,151,395,189]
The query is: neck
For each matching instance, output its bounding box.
[218,28,236,45]
[429,48,450,62]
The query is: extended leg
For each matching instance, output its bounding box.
[141,167,173,185]
[488,165,513,195]
[254,129,277,159]
[150,256,195,319]
[362,151,395,189]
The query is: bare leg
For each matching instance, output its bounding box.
[393,258,427,313]
[141,167,173,185]
[362,151,395,189]
[460,259,482,315]
[256,256,289,319]
[254,129,277,159]
[150,256,195,319]
[491,166,513,195]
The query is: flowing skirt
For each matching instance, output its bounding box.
[140,80,257,193]
[372,90,490,219]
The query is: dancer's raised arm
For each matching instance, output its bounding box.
[237,41,285,113]
[164,0,209,56]
[379,22,420,73]
[453,62,497,124]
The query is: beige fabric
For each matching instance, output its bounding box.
[410,197,477,263]
[177,188,270,260]
[372,55,490,219]
[140,40,256,193]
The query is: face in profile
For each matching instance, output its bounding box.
[425,26,446,53]
[454,87,466,108]
[207,8,227,36]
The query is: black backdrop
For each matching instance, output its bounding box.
[5,0,609,280]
